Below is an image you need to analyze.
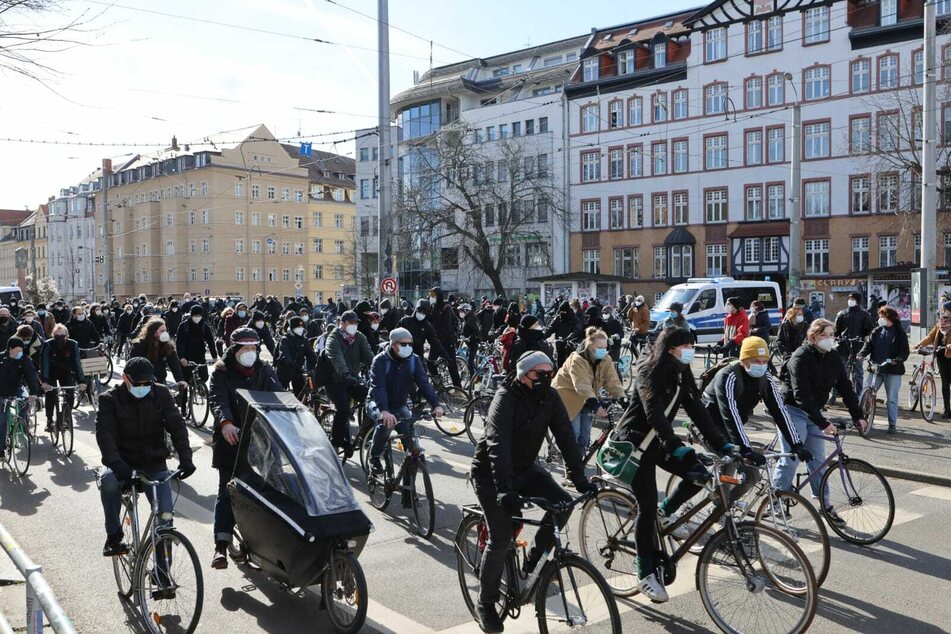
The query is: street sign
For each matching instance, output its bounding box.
[380,276,397,294]
[266,238,275,246]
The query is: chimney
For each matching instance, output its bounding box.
[171,135,179,152]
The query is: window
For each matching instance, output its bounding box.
[745,130,763,165]
[852,237,869,272]
[608,101,623,128]
[525,119,535,135]
[705,134,728,170]
[767,15,783,50]
[499,123,508,138]
[879,113,899,152]
[653,93,667,123]
[879,235,898,267]
[312,212,321,227]
[705,27,727,62]
[313,265,323,279]
[852,59,870,93]
[652,142,668,175]
[804,6,830,44]
[201,238,210,253]
[281,215,290,229]
[763,237,780,263]
[879,173,899,213]
[581,151,601,182]
[705,83,727,115]
[940,0,951,16]
[765,184,784,219]
[281,241,291,256]
[609,198,625,229]
[767,127,784,163]
[851,176,871,214]
[613,247,638,278]
[360,179,370,199]
[673,140,688,173]
[670,245,693,278]
[672,90,688,120]
[705,188,728,223]
[581,105,599,133]
[747,19,763,54]
[267,240,276,255]
[201,210,209,224]
[582,200,600,231]
[165,240,175,256]
[745,77,763,109]
[804,122,830,159]
[697,246,726,279]
[746,185,763,220]
[629,195,644,228]
[234,210,245,225]
[536,199,550,224]
[334,240,344,254]
[539,116,549,133]
[744,238,762,265]
[914,50,924,84]
[252,239,262,254]
[652,194,668,226]
[628,97,643,126]
[851,116,871,154]
[251,184,260,199]
[654,41,667,68]
[617,50,635,75]
[673,192,689,225]
[334,214,344,228]
[294,216,304,230]
[234,179,244,196]
[804,66,830,100]
[804,180,831,217]
[879,55,898,89]
[294,190,304,202]
[582,58,599,82]
[767,74,785,106]
[512,121,521,136]
[609,148,624,180]
[582,249,600,274]
[359,148,369,161]
[805,239,829,274]
[653,247,667,278]
[537,153,550,177]
[945,233,951,266]
[267,186,275,200]
[628,146,643,178]
[234,239,245,254]
[250,212,260,226]
[881,0,897,26]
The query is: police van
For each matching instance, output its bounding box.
[649,277,782,344]
[0,286,23,306]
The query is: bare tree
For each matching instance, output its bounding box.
[341,224,377,299]
[394,124,566,297]
[25,274,57,304]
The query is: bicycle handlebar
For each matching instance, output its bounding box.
[132,469,183,486]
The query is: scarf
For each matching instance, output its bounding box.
[342,331,356,345]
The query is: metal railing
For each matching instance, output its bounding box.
[0,522,76,634]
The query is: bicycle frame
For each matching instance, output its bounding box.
[123,472,179,583]
[378,419,425,493]
[764,431,855,503]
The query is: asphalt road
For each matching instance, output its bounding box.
[2,379,951,633]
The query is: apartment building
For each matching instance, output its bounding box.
[48,178,97,303]
[567,0,951,314]
[0,209,33,288]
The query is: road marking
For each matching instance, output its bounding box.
[911,485,951,501]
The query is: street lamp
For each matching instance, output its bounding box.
[784,72,803,305]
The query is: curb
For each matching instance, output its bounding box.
[876,466,951,488]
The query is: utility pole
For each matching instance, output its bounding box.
[785,73,802,305]
[29,207,37,294]
[377,0,392,295]
[102,158,113,301]
[920,0,938,335]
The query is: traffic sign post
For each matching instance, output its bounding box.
[380,276,397,295]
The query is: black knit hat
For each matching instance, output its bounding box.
[7,336,24,350]
[519,314,539,329]
[124,357,155,382]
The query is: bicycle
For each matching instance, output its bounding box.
[430,358,470,414]
[80,345,111,411]
[45,383,79,456]
[856,360,892,438]
[614,341,635,394]
[1,396,35,477]
[310,379,369,462]
[455,491,621,633]
[181,361,211,428]
[576,452,817,633]
[360,409,436,539]
[908,346,943,422]
[108,470,204,634]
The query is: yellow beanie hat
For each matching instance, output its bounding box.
[739,336,769,361]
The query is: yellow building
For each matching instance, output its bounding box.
[0,209,33,288]
[20,205,50,287]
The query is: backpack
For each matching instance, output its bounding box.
[698,358,746,393]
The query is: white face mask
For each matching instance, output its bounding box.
[24,316,33,323]
[816,337,835,352]
[158,331,170,343]
[428,297,436,305]
[75,314,85,321]
[171,307,178,313]
[371,323,380,331]
[847,299,857,308]
[531,324,544,331]
[238,350,258,367]
[254,320,265,329]
[795,315,804,324]
[191,316,202,324]
[302,315,310,322]
[381,308,388,315]
[878,317,888,328]
[345,324,358,336]
[415,312,426,321]
[292,327,305,336]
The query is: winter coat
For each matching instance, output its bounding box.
[66,317,100,349]
[749,309,772,340]
[552,343,625,421]
[777,320,806,355]
[915,325,951,358]
[782,343,864,429]
[324,327,373,381]
[40,338,85,383]
[0,353,41,398]
[858,324,909,376]
[368,349,439,414]
[834,306,874,355]
[275,332,318,378]
[130,340,184,385]
[722,308,750,346]
[175,318,218,364]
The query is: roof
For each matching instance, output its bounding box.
[0,210,31,225]
[585,7,697,55]
[527,272,635,283]
[664,227,696,246]
[281,145,355,188]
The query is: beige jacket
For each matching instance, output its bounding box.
[553,343,625,421]
[915,325,951,358]
[628,304,650,335]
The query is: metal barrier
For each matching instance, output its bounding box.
[0,522,76,634]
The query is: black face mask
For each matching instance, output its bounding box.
[531,372,553,390]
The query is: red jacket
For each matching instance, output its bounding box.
[723,308,749,346]
[500,327,518,371]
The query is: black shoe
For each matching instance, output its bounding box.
[102,532,128,557]
[369,457,384,476]
[341,441,354,460]
[943,410,951,419]
[825,507,847,527]
[476,603,504,633]
[401,490,413,509]
[150,570,176,601]
[211,541,229,570]
[45,419,53,433]
[887,426,896,434]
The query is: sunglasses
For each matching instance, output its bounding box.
[129,380,151,387]
[395,341,413,347]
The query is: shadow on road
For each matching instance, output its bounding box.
[0,469,50,517]
[818,586,948,632]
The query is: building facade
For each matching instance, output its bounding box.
[0,210,32,288]
[48,179,97,303]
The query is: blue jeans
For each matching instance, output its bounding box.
[571,408,594,454]
[865,372,900,428]
[771,406,829,506]
[369,404,413,459]
[99,468,172,536]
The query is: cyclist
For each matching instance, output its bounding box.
[130,317,187,389]
[833,291,873,395]
[19,307,44,339]
[458,303,481,374]
[16,325,42,367]
[772,318,868,525]
[627,295,650,351]
[90,304,112,342]
[275,315,318,394]
[366,328,445,493]
[660,301,692,335]
[115,303,135,356]
[398,300,452,380]
[161,300,182,340]
[857,306,908,434]
[0,337,42,454]
[377,298,401,334]
[718,296,749,358]
[428,287,463,388]
[914,300,951,418]
[470,350,596,633]
[96,357,195,559]
[776,306,807,359]
[601,305,625,362]
[356,302,382,352]
[67,305,101,350]
[545,301,582,367]
[509,315,554,368]
[0,306,18,344]
[319,311,372,457]
[223,302,249,346]
[36,303,55,339]
[552,327,625,453]
[175,305,218,398]
[51,299,70,324]
[749,300,772,341]
[40,323,86,433]
[208,327,282,569]
[248,309,276,356]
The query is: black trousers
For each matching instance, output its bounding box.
[324,380,368,445]
[937,354,951,414]
[474,464,572,605]
[45,375,76,422]
[428,344,462,387]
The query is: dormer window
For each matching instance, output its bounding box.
[583,58,599,82]
[881,0,897,25]
[618,50,635,75]
[654,41,667,68]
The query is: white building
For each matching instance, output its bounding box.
[48,175,98,303]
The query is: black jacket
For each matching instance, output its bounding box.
[545,310,582,343]
[162,308,183,337]
[834,306,874,355]
[130,340,184,385]
[777,320,806,355]
[116,311,135,335]
[249,311,276,355]
[509,328,555,364]
[749,310,772,340]
[175,318,218,364]
[41,338,85,383]
[397,315,448,361]
[90,313,112,338]
[783,343,864,428]
[429,298,457,347]
[0,317,18,346]
[0,353,41,398]
[357,318,381,352]
[379,309,401,334]
[275,332,318,376]
[476,307,495,339]
[96,383,192,473]
[471,376,584,491]
[51,306,70,324]
[66,317,101,349]
[858,324,909,375]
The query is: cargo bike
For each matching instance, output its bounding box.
[226,390,373,633]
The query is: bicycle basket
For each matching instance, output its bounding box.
[596,433,642,484]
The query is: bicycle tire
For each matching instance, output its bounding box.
[113,502,135,598]
[410,459,436,539]
[696,522,817,634]
[907,367,922,410]
[455,356,471,389]
[577,487,639,597]
[48,399,59,446]
[920,373,937,422]
[662,473,712,555]
[754,489,831,586]
[463,395,492,446]
[59,405,73,457]
[535,553,621,634]
[104,355,114,386]
[11,418,30,477]
[433,410,467,437]
[819,457,895,545]
[321,550,368,634]
[134,528,204,634]
[367,449,392,510]
[189,382,210,428]
[356,421,374,475]
[859,387,876,437]
[454,513,510,622]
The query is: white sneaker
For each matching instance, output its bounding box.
[637,573,669,603]
[660,507,693,540]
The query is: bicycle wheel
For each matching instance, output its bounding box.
[433,410,467,437]
[577,487,639,597]
[321,550,368,634]
[367,449,392,510]
[59,404,73,457]
[535,553,621,633]
[356,422,375,475]
[90,381,100,411]
[188,382,210,428]
[104,355,114,386]
[10,419,31,477]
[859,387,876,437]
[463,395,492,446]
[663,473,713,555]
[410,459,435,539]
[48,398,59,446]
[907,367,922,410]
[696,522,817,634]
[920,373,937,422]
[113,503,135,598]
[754,489,831,586]
[454,513,509,622]
[438,386,470,415]
[134,528,204,634]
[819,458,895,545]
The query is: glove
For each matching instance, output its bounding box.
[670,444,695,462]
[791,443,813,462]
[177,462,197,480]
[496,491,523,514]
[617,396,630,409]
[573,478,598,495]
[111,462,133,484]
[740,447,767,466]
[720,442,740,456]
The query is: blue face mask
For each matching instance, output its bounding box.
[746,363,768,378]
[593,348,608,360]
[11,351,22,360]
[675,348,695,365]
[668,311,678,320]
[129,383,151,399]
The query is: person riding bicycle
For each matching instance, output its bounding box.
[914,300,951,418]
[175,305,218,396]
[428,287,463,388]
[857,306,908,434]
[90,304,112,341]
[275,315,318,394]
[717,297,748,358]
[208,327,283,569]
[95,357,195,560]
[248,309,276,356]
[508,315,554,371]
[552,327,626,454]
[458,303,482,374]
[223,302,249,346]
[161,300,182,340]
[545,301,582,368]
[659,302,693,337]
[398,300,452,380]
[833,291,874,396]
[0,337,42,453]
[776,306,807,359]
[601,305,625,362]
[470,350,596,633]
[115,303,135,356]
[772,318,868,525]
[65,306,101,350]
[366,328,445,499]
[40,323,86,433]
[16,325,42,368]
[748,300,772,341]
[614,327,732,603]
[130,317,187,390]
[318,311,372,457]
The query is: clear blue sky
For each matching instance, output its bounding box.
[0,0,704,208]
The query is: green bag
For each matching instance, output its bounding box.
[597,429,656,485]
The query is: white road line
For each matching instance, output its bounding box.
[911,485,951,501]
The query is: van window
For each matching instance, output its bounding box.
[689,289,718,314]
[721,286,779,311]
[655,288,698,310]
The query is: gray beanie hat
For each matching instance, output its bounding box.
[515,350,553,379]
[389,327,413,343]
